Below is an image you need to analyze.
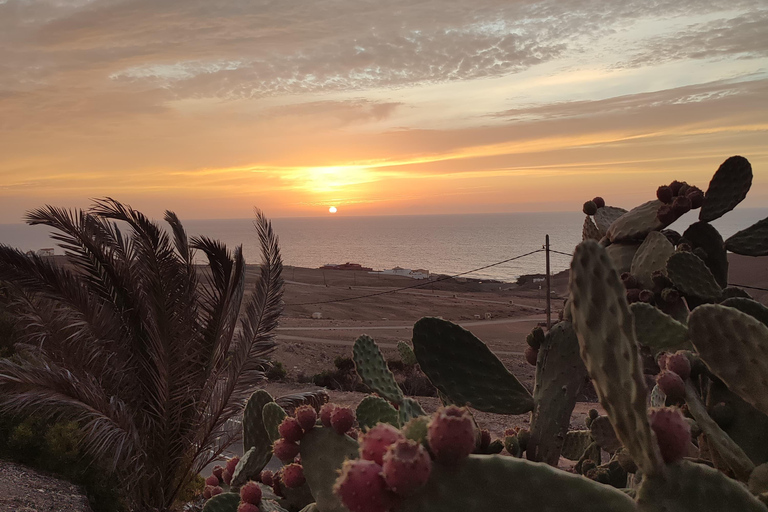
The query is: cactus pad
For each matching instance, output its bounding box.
[726,217,768,256]
[689,304,768,417]
[398,397,427,425]
[412,317,533,414]
[666,251,722,300]
[397,340,418,366]
[300,427,359,512]
[683,221,729,287]
[201,492,240,512]
[353,335,404,404]
[594,206,627,236]
[561,430,594,461]
[605,242,641,274]
[262,402,288,443]
[590,415,623,454]
[631,231,675,290]
[606,200,666,243]
[699,155,753,222]
[721,297,768,327]
[355,395,399,430]
[231,446,263,488]
[397,455,636,512]
[630,302,691,353]
[242,390,275,474]
[569,240,663,476]
[583,216,601,241]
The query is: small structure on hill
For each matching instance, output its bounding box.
[369,267,430,280]
[321,262,373,271]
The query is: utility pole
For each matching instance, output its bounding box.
[545,234,551,329]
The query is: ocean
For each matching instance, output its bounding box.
[1,209,766,283]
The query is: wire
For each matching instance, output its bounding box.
[285,249,545,306]
[549,249,574,257]
[729,284,768,292]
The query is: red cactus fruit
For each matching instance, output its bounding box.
[669,180,684,195]
[687,188,704,209]
[638,289,654,304]
[479,429,491,451]
[592,197,605,208]
[295,405,318,431]
[212,465,224,480]
[273,438,301,463]
[656,185,673,204]
[657,204,677,225]
[620,272,639,290]
[203,485,214,499]
[226,456,240,475]
[657,352,669,371]
[671,195,692,216]
[427,406,476,464]
[666,352,691,381]
[272,469,285,498]
[238,503,259,512]
[240,481,262,505]
[211,486,224,496]
[649,407,691,463]
[278,417,304,443]
[626,288,641,304]
[320,403,338,427]
[583,201,598,216]
[382,438,432,496]
[259,469,274,487]
[222,469,232,486]
[205,474,219,486]
[330,406,356,435]
[333,459,394,512]
[656,370,685,401]
[524,346,538,366]
[359,423,404,465]
[282,463,306,488]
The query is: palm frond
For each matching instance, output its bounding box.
[276,389,330,414]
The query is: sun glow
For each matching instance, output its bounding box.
[329,206,337,213]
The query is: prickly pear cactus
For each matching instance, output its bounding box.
[726,217,768,256]
[353,334,404,404]
[699,155,752,222]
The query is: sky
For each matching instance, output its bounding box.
[1,0,767,222]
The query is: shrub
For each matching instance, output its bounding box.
[266,361,288,381]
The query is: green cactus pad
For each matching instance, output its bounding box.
[261,500,290,512]
[631,231,675,290]
[606,200,667,243]
[637,460,767,512]
[561,430,594,461]
[750,464,768,495]
[397,454,636,512]
[299,427,359,512]
[352,335,404,404]
[398,397,427,425]
[589,415,623,454]
[583,215,601,241]
[721,297,768,326]
[726,216,768,256]
[528,321,587,465]
[594,206,628,236]
[630,302,691,353]
[412,317,533,414]
[569,240,663,477]
[605,242,641,274]
[683,381,754,481]
[262,402,288,443]
[355,395,399,430]
[708,380,768,466]
[231,446,261,488]
[689,304,768,417]
[397,340,418,366]
[666,251,722,301]
[242,390,275,474]
[683,222,729,287]
[202,492,240,512]
[699,155,753,222]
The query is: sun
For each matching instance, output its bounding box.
[328,206,337,213]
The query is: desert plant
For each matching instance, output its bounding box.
[0,199,283,511]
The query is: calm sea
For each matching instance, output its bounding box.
[1,209,766,283]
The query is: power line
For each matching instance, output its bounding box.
[285,249,545,306]
[729,283,768,292]
[549,249,574,257]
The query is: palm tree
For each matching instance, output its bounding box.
[0,198,283,511]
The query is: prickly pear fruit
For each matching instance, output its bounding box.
[382,439,432,497]
[273,438,300,462]
[282,463,306,488]
[211,486,223,496]
[294,405,318,431]
[669,180,684,195]
[238,504,259,512]
[222,469,232,485]
[592,197,605,208]
[626,288,641,304]
[649,407,690,463]
[479,429,491,451]
[226,456,240,475]
[240,481,262,505]
[359,423,404,465]
[638,289,654,303]
[656,370,685,401]
[688,187,704,209]
[330,406,355,435]
[278,416,304,443]
[657,186,673,204]
[205,474,219,486]
[524,345,538,366]
[583,201,598,216]
[320,403,337,427]
[621,272,639,290]
[334,459,394,512]
[666,352,691,381]
[672,195,692,216]
[427,406,476,464]
[259,469,274,487]
[212,465,223,480]
[272,469,284,498]
[203,485,213,499]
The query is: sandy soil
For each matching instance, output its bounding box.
[0,460,91,512]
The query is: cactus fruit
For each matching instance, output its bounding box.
[593,197,605,208]
[222,469,232,486]
[203,485,214,499]
[657,186,673,204]
[205,474,219,486]
[237,503,259,512]
[359,423,404,465]
[278,417,304,443]
[333,459,394,512]
[649,407,690,464]
[524,345,538,366]
[479,429,491,451]
[319,403,337,428]
[672,195,692,216]
[259,470,274,487]
[273,438,300,463]
[226,456,240,475]
[330,406,355,435]
[294,405,317,431]
[427,406,477,464]
[656,371,685,401]
[382,439,432,497]
[584,201,598,216]
[212,465,223,480]
[282,463,306,488]
[240,481,262,505]
[211,486,224,496]
[666,352,691,380]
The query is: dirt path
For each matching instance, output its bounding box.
[0,461,91,512]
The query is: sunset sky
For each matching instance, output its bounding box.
[1,0,767,222]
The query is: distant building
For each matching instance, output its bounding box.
[321,262,373,271]
[369,267,430,280]
[36,248,54,257]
